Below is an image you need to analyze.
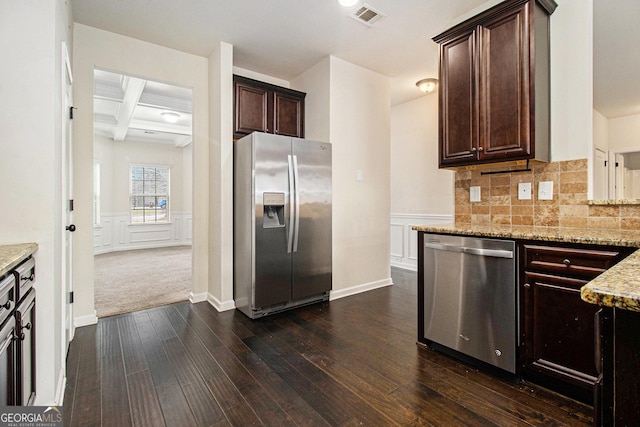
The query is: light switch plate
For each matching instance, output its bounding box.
[470,186,481,202]
[518,182,532,200]
[538,181,554,200]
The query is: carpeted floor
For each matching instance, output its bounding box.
[94,246,192,318]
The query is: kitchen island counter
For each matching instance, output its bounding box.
[0,243,38,277]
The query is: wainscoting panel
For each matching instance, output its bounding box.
[94,212,193,254]
[390,213,453,271]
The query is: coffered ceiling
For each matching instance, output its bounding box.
[93,69,193,146]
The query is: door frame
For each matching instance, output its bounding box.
[61,41,75,354]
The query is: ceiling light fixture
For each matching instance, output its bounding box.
[339,0,359,7]
[416,78,439,94]
[161,111,180,123]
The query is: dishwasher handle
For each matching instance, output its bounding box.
[424,242,513,259]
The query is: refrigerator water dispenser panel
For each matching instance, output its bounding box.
[263,192,285,228]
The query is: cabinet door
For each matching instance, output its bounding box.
[16,289,35,406]
[522,271,598,400]
[439,29,477,167]
[234,82,270,137]
[477,4,531,161]
[273,92,304,138]
[0,317,15,406]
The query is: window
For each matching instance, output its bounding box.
[130,165,169,224]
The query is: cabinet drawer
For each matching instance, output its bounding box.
[13,257,35,303]
[522,244,624,280]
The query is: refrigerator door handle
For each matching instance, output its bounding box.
[287,155,295,253]
[292,155,300,252]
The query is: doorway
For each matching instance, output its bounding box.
[92,69,194,317]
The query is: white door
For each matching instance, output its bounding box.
[61,42,75,352]
[615,153,625,200]
[593,147,608,200]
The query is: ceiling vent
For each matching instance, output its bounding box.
[351,4,386,26]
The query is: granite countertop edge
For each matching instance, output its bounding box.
[0,243,39,277]
[413,224,640,313]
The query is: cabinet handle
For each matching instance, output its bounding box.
[478,147,484,152]
[2,301,10,310]
[23,322,31,331]
[471,147,477,152]
[524,283,531,289]
[563,259,571,266]
[21,273,34,282]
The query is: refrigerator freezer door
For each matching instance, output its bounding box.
[253,133,293,308]
[291,138,332,300]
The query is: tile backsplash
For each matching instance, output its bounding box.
[454,159,640,230]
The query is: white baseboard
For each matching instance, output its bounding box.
[207,293,235,312]
[392,260,419,272]
[329,277,393,301]
[189,292,207,303]
[74,311,98,327]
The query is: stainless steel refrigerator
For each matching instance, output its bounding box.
[234,132,332,318]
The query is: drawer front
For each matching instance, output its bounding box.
[523,244,624,280]
[13,257,35,302]
[0,276,13,321]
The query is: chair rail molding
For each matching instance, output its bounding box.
[390,213,453,270]
[94,211,193,254]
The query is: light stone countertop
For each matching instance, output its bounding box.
[0,243,38,277]
[412,224,640,313]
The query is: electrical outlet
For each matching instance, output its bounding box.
[518,182,532,200]
[538,181,554,200]
[470,186,481,202]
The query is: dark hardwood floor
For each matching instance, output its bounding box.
[63,267,592,426]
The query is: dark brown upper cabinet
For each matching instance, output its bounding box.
[233,75,305,140]
[433,0,557,168]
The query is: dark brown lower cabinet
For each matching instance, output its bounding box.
[598,307,640,425]
[519,242,633,404]
[0,256,36,406]
[0,317,16,405]
[16,288,35,405]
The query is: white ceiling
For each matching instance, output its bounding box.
[75,0,638,142]
[593,0,640,119]
[93,69,193,146]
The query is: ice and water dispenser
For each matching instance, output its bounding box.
[263,192,285,228]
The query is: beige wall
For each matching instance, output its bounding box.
[593,109,609,151]
[292,57,331,143]
[550,0,593,162]
[390,94,454,215]
[72,24,210,321]
[0,0,72,405]
[608,113,640,152]
[329,57,392,292]
[207,42,234,308]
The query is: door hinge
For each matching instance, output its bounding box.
[69,106,77,119]
[69,199,74,212]
[68,291,74,304]
[616,162,620,167]
[604,160,608,167]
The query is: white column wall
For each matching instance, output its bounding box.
[72,24,209,323]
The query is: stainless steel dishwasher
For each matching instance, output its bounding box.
[423,233,516,374]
